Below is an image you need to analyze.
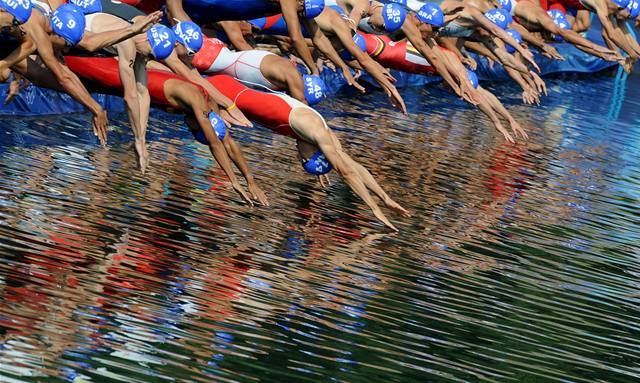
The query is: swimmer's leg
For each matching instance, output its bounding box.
[116,41,147,171]
[478,87,528,140]
[134,53,151,169]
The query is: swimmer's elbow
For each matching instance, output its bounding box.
[78,38,102,53]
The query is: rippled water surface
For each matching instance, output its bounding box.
[1,72,640,383]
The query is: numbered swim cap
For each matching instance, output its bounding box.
[208,111,226,140]
[612,0,630,9]
[416,3,444,27]
[484,8,509,29]
[0,0,32,23]
[627,0,639,18]
[466,69,479,89]
[339,32,367,60]
[147,24,176,60]
[173,21,203,54]
[505,28,521,53]
[302,150,333,175]
[191,112,226,144]
[50,4,86,46]
[303,0,325,19]
[382,3,406,32]
[68,0,101,14]
[497,0,512,13]
[303,74,326,106]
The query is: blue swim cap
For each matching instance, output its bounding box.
[416,3,444,27]
[191,112,226,144]
[208,111,226,140]
[546,9,564,20]
[173,21,203,54]
[339,32,367,60]
[627,0,639,18]
[382,3,406,32]
[497,0,512,12]
[0,0,32,23]
[302,150,333,175]
[50,4,86,46]
[387,0,408,5]
[304,0,325,19]
[484,8,509,29]
[68,0,102,14]
[505,28,521,53]
[612,0,630,9]
[147,24,176,60]
[303,74,326,106]
[466,69,479,89]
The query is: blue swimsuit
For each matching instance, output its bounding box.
[182,0,280,23]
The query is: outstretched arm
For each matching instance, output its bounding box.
[0,38,36,81]
[478,86,528,139]
[163,52,253,127]
[77,11,162,52]
[217,21,254,50]
[281,0,319,74]
[511,23,564,60]
[166,0,192,23]
[302,17,365,91]
[401,21,471,101]
[180,95,254,205]
[468,7,540,71]
[326,13,405,111]
[25,22,107,144]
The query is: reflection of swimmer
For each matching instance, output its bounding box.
[63,56,268,205]
[193,74,411,230]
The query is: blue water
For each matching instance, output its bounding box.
[0,71,640,382]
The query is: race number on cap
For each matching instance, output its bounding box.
[50,4,86,46]
[416,3,444,27]
[173,21,204,53]
[147,24,176,60]
[382,3,406,32]
[69,0,102,14]
[208,111,226,141]
[303,74,326,106]
[0,0,32,23]
[303,0,325,19]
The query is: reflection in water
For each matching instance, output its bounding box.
[2,75,640,382]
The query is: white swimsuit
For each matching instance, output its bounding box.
[201,46,277,90]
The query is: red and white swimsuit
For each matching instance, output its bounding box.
[362,33,438,75]
[192,38,278,91]
[64,57,322,140]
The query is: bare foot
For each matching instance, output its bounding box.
[135,140,149,173]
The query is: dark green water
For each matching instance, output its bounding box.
[1,72,640,383]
